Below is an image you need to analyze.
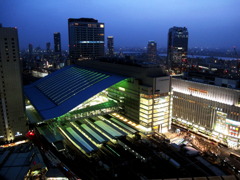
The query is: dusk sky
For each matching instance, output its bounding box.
[1,0,240,50]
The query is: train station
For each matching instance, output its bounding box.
[24,64,170,155]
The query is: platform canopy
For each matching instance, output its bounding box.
[24,65,128,120]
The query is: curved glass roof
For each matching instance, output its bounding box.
[24,65,128,120]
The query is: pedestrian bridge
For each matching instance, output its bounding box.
[55,100,121,122]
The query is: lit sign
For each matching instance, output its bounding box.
[226,119,240,126]
[79,41,104,44]
[26,130,35,139]
[188,87,208,94]
[15,132,22,137]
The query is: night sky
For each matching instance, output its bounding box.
[1,0,240,50]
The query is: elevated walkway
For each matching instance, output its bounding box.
[56,100,120,122]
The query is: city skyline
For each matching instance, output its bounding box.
[1,0,240,50]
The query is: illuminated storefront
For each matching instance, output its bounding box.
[172,77,240,148]
[139,93,171,133]
[108,77,172,133]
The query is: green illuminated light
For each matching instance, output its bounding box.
[118,87,125,91]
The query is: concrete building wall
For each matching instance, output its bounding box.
[0,27,28,142]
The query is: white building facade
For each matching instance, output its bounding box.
[172,77,240,148]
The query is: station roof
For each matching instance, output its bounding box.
[24,65,128,120]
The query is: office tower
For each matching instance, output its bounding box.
[147,41,157,62]
[54,32,61,53]
[28,43,33,55]
[0,26,28,143]
[46,42,51,53]
[107,36,114,56]
[68,18,104,61]
[167,26,188,72]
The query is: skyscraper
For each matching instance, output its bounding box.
[167,26,188,73]
[68,18,104,61]
[147,41,157,62]
[0,26,28,143]
[107,36,114,57]
[54,32,61,54]
[46,42,51,53]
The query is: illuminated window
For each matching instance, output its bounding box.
[100,24,104,28]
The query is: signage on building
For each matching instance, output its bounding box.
[188,87,208,94]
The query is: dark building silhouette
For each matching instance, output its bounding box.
[167,26,188,73]
[28,43,33,55]
[147,41,157,62]
[46,42,51,53]
[68,18,104,61]
[54,32,61,53]
[107,36,114,56]
[0,26,28,143]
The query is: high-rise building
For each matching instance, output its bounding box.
[68,18,104,61]
[147,41,157,62]
[107,36,114,56]
[28,43,33,55]
[0,26,28,143]
[46,42,51,53]
[54,32,61,54]
[167,26,188,73]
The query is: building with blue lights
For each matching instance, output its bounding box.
[68,18,104,61]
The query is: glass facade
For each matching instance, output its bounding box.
[107,79,140,124]
[68,18,104,60]
[167,26,188,73]
[54,32,61,53]
[215,111,227,133]
[106,78,172,133]
[139,93,171,133]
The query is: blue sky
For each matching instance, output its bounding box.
[1,0,240,50]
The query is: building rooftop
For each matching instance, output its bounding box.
[181,71,240,89]
[75,59,168,87]
[24,65,128,120]
[0,142,46,180]
[68,18,98,23]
